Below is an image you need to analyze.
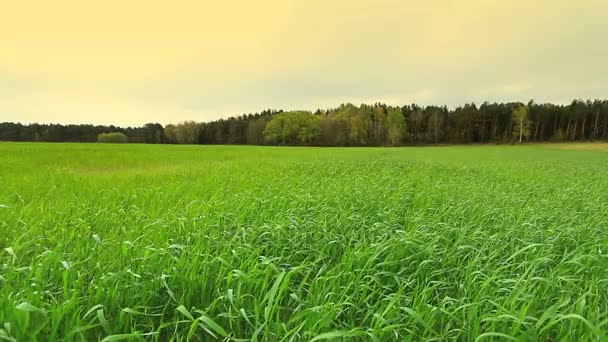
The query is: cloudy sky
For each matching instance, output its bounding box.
[1,0,606,126]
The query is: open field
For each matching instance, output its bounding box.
[1,143,608,341]
[544,142,608,152]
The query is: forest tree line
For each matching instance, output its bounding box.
[2,100,608,146]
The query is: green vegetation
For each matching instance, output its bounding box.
[1,143,608,340]
[3,99,608,145]
[511,105,530,143]
[97,132,129,143]
[164,121,201,144]
[263,111,320,145]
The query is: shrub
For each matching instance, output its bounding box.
[97,132,128,143]
[552,128,565,142]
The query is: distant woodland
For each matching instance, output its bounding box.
[2,100,608,146]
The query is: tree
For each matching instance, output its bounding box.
[164,124,178,144]
[3,99,608,146]
[387,107,406,145]
[330,106,352,145]
[142,123,164,143]
[408,107,424,143]
[263,111,320,145]
[427,107,443,144]
[246,117,267,145]
[332,103,369,145]
[174,121,201,144]
[0,123,21,141]
[512,105,530,143]
[97,132,128,143]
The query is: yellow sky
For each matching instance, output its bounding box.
[1,0,607,125]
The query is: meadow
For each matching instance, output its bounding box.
[1,142,608,341]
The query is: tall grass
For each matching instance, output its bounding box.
[0,143,607,340]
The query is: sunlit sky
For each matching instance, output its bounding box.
[1,0,607,126]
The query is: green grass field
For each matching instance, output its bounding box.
[1,143,608,341]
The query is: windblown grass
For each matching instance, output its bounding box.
[0,143,607,340]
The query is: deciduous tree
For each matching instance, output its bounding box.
[512,105,530,143]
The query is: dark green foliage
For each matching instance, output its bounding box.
[97,132,128,143]
[0,122,164,144]
[552,128,565,142]
[2,99,608,145]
